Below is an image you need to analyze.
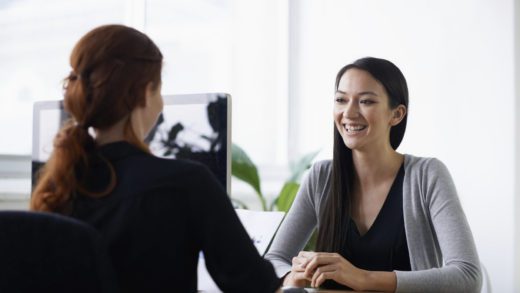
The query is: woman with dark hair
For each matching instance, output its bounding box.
[31,24,281,293]
[265,57,482,292]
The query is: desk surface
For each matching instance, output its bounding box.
[198,288,378,293]
[282,287,377,293]
[305,288,376,293]
[200,288,380,293]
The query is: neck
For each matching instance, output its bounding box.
[351,143,403,188]
[95,118,128,146]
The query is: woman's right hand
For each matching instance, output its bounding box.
[283,252,311,287]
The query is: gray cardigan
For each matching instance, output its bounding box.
[265,154,482,293]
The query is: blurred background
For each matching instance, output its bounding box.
[0,0,518,291]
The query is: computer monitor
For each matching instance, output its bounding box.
[32,93,231,194]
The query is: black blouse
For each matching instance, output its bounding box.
[70,141,280,293]
[325,164,411,290]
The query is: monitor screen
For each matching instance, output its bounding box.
[32,93,231,194]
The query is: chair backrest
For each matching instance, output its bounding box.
[480,262,492,293]
[0,211,119,292]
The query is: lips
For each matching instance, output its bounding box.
[343,124,367,132]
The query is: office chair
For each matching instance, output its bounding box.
[0,211,119,292]
[480,262,492,293]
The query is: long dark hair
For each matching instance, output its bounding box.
[315,57,409,252]
[31,25,163,213]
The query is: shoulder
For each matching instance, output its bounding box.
[119,152,218,192]
[302,160,333,208]
[306,159,333,189]
[309,160,332,177]
[104,142,209,178]
[152,156,216,182]
[151,155,208,172]
[403,154,457,203]
[404,154,451,179]
[132,151,209,174]
[126,156,226,210]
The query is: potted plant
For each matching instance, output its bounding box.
[231,144,319,250]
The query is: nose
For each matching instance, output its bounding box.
[342,100,359,119]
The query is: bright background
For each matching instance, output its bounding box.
[0,0,519,291]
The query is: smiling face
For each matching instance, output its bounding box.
[334,68,405,152]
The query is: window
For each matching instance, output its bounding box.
[0,0,289,206]
[0,0,289,167]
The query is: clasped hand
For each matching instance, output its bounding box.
[284,251,365,290]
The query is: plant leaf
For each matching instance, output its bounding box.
[231,143,262,197]
[276,181,300,212]
[289,150,320,182]
[304,229,317,251]
[168,122,184,141]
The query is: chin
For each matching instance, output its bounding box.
[342,138,357,150]
[343,137,372,151]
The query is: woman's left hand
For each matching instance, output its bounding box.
[298,251,367,290]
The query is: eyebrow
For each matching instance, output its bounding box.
[335,90,379,97]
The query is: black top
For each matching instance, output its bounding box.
[70,141,280,293]
[326,164,411,290]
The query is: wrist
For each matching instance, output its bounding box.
[355,268,370,291]
[283,271,308,288]
[282,271,296,286]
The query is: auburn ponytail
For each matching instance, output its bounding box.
[30,120,111,213]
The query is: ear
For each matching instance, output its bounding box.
[390,105,407,126]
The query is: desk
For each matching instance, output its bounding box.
[304,289,378,293]
[200,289,378,293]
[278,288,379,293]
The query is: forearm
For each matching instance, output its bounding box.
[358,270,396,292]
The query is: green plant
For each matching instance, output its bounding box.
[231,143,318,213]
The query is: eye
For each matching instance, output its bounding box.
[360,100,375,105]
[335,97,346,103]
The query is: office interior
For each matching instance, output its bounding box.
[0,0,519,291]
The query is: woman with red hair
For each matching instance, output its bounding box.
[31,24,281,293]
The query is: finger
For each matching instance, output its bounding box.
[291,256,302,265]
[291,257,308,271]
[304,255,341,276]
[313,271,334,288]
[292,271,311,283]
[296,252,313,269]
[284,271,309,287]
[310,264,336,287]
[300,251,334,258]
[298,251,316,258]
[298,251,330,268]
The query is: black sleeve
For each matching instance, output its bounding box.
[188,164,281,293]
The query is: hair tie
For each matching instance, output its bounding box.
[76,123,89,130]
[74,123,95,152]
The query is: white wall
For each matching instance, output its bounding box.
[229,0,289,166]
[291,0,516,291]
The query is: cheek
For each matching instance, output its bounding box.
[152,96,163,113]
[333,114,343,131]
[364,109,388,123]
[158,99,164,113]
[333,119,343,133]
[333,108,343,120]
